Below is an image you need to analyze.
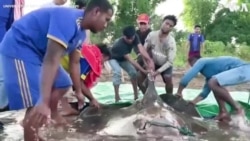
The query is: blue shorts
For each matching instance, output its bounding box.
[1,55,72,110]
[213,64,250,86]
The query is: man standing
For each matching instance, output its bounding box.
[138,15,177,95]
[135,13,151,66]
[109,25,154,102]
[186,25,205,58]
[0,0,113,140]
[176,56,247,121]
[0,0,24,111]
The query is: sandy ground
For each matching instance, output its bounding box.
[99,67,250,92]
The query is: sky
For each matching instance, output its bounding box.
[23,0,231,31]
[155,0,185,30]
[23,0,186,30]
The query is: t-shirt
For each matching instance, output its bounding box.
[111,36,140,61]
[180,56,246,99]
[40,2,70,8]
[0,7,86,64]
[61,55,91,80]
[0,0,15,42]
[144,30,176,73]
[134,29,151,54]
[188,33,204,52]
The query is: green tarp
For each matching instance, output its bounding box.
[91,82,250,119]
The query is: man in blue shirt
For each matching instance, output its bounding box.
[176,56,246,121]
[0,0,113,140]
[0,0,14,111]
[186,25,205,58]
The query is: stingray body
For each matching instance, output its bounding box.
[76,75,207,139]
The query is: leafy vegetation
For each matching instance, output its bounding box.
[71,0,250,68]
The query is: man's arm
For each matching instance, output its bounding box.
[80,82,95,101]
[124,54,146,74]
[176,59,206,95]
[156,38,177,73]
[40,12,77,105]
[138,44,153,65]
[69,50,81,95]
[200,35,205,54]
[136,33,154,70]
[192,81,211,104]
[40,40,66,105]
[185,34,191,55]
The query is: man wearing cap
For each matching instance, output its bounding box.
[137,15,177,95]
[136,14,151,47]
[109,25,154,102]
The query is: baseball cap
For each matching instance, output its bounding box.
[137,13,150,24]
[123,25,136,39]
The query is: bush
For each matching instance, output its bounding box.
[173,40,250,68]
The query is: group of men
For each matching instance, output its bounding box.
[109,14,250,123]
[0,0,249,140]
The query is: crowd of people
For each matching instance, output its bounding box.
[0,0,250,140]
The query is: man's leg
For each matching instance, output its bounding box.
[51,66,72,124]
[120,61,138,100]
[161,67,173,94]
[208,64,250,116]
[1,55,41,140]
[109,59,123,102]
[137,71,147,94]
[0,55,8,110]
[136,55,147,94]
[213,92,230,121]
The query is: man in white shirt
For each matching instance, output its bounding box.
[138,15,177,95]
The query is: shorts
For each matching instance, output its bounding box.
[155,65,173,82]
[188,51,201,58]
[213,64,250,86]
[1,55,72,110]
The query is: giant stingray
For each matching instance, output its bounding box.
[72,74,208,140]
[1,75,250,140]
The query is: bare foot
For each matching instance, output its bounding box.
[115,97,121,103]
[235,108,245,116]
[134,96,138,101]
[214,112,230,121]
[51,112,68,126]
[61,109,79,116]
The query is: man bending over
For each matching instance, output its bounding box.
[0,0,113,140]
[109,25,154,102]
[176,56,246,121]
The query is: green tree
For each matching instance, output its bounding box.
[76,0,166,44]
[205,8,250,45]
[182,0,218,33]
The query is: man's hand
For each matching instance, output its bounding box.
[142,69,150,75]
[30,103,51,128]
[75,93,85,110]
[146,59,155,71]
[152,71,160,78]
[90,99,100,109]
[175,93,183,99]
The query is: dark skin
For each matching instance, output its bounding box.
[69,50,84,109]
[24,7,114,140]
[24,40,67,141]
